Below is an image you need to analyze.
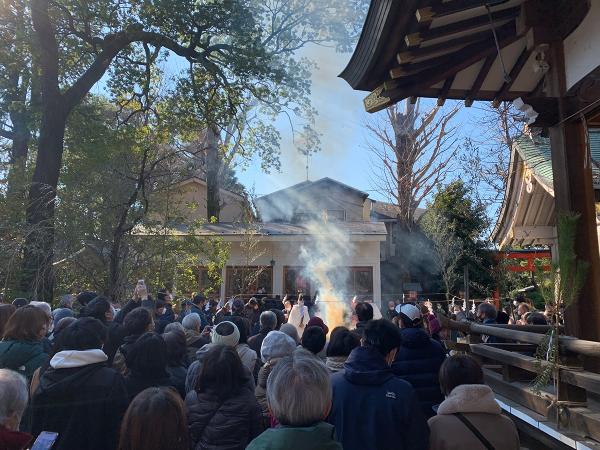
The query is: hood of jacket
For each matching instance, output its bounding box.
[184,328,202,345]
[50,349,108,369]
[399,327,432,348]
[437,384,501,415]
[343,346,394,386]
[37,361,109,395]
[0,340,45,368]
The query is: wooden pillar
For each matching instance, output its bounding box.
[547,40,600,345]
[564,120,600,344]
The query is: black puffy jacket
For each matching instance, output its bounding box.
[392,327,446,418]
[185,383,263,450]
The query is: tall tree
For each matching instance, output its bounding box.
[15,0,367,300]
[367,100,459,230]
[424,180,494,297]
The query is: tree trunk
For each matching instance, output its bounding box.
[108,232,125,301]
[20,104,66,301]
[205,126,221,221]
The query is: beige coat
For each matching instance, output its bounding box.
[428,384,519,450]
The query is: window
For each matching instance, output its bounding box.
[326,209,345,221]
[283,266,311,296]
[225,266,273,298]
[347,267,373,297]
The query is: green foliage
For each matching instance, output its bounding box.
[423,180,494,297]
[532,212,588,394]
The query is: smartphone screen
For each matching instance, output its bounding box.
[31,431,59,450]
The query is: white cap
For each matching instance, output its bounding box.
[395,303,422,322]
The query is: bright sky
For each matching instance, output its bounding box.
[235,44,491,208]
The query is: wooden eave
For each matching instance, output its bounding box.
[341,0,590,113]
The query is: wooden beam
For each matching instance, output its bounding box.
[465,54,496,106]
[365,21,520,112]
[415,6,434,23]
[512,225,556,240]
[437,75,455,106]
[397,25,506,64]
[404,32,424,48]
[426,0,500,19]
[492,47,533,107]
[422,7,520,42]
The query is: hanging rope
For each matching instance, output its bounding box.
[486,4,511,83]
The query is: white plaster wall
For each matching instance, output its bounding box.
[564,0,600,90]
[218,238,383,305]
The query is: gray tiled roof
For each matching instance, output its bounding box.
[167,221,387,236]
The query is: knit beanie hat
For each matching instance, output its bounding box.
[261,330,297,363]
[211,321,240,347]
[280,323,300,343]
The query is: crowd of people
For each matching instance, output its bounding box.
[0,287,524,450]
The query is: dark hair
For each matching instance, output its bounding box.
[118,387,189,450]
[355,302,374,322]
[60,317,107,350]
[301,326,326,355]
[51,317,78,355]
[123,307,153,335]
[2,305,48,341]
[326,326,360,357]
[439,354,484,395]
[363,319,401,357]
[125,332,168,375]
[11,298,28,308]
[192,294,206,305]
[526,312,547,325]
[163,331,187,366]
[76,291,97,307]
[80,296,111,323]
[269,309,285,330]
[196,345,246,401]
[477,302,497,321]
[228,315,249,344]
[0,304,16,338]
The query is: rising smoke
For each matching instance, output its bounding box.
[299,220,353,331]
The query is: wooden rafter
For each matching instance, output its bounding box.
[417,0,506,21]
[365,22,521,113]
[397,24,510,64]
[465,54,496,107]
[418,7,519,42]
[437,75,456,106]
[492,46,533,107]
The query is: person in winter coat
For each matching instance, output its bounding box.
[31,318,128,450]
[124,332,175,401]
[392,303,446,418]
[288,298,309,338]
[182,313,209,361]
[325,326,360,372]
[112,307,154,376]
[428,354,520,450]
[79,296,124,363]
[255,331,297,427]
[229,315,258,373]
[185,321,255,394]
[185,345,263,450]
[352,302,373,337]
[247,351,341,450]
[328,319,429,450]
[118,387,190,450]
[0,306,49,380]
[0,369,32,450]
[163,331,188,398]
[248,311,277,362]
